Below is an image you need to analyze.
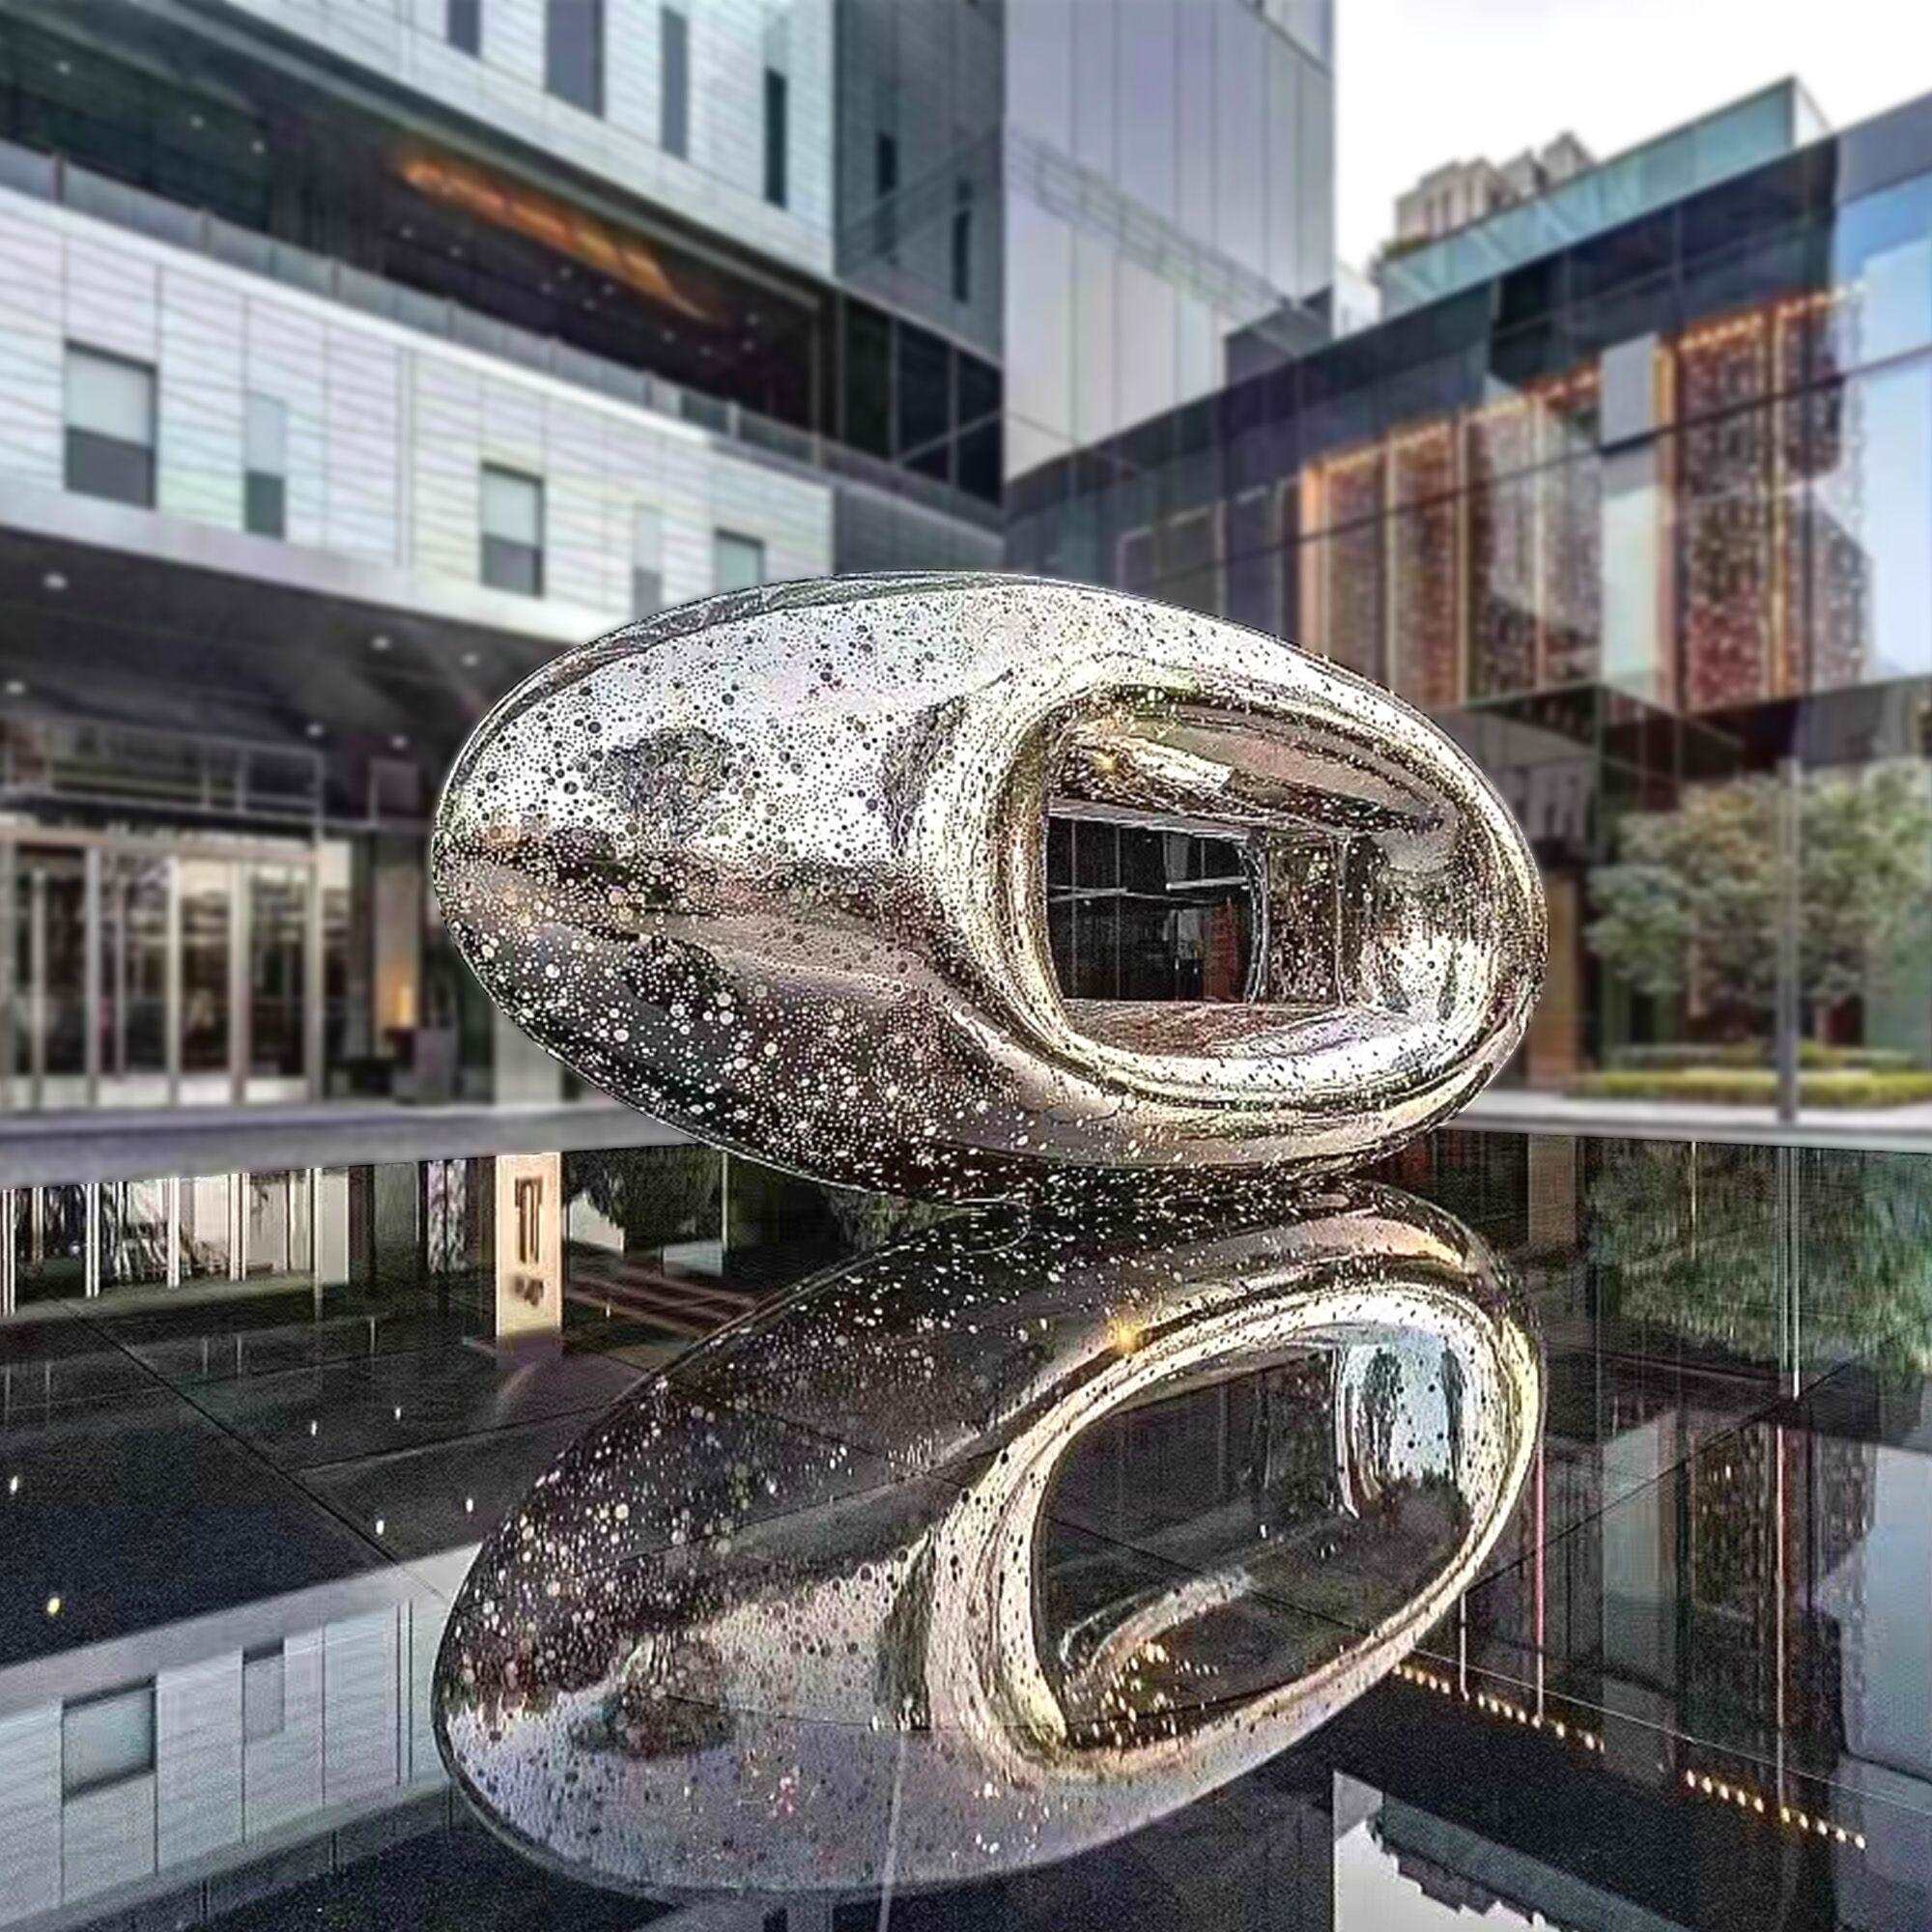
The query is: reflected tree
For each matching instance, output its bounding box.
[1586,1139,1932,1374]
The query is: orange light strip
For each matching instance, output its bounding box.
[397,153,716,324]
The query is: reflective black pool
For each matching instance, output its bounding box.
[5,1128,1932,1931]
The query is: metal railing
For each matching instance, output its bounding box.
[0,711,324,824]
[0,139,1001,533]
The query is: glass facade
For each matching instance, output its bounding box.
[0,5,1001,507]
[1009,96,1932,1094]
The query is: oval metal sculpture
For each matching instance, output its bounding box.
[433,1180,1541,1893]
[434,573,1545,1200]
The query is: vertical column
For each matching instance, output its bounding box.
[230,864,251,1107]
[304,854,325,1104]
[112,867,128,1085]
[164,855,182,1107]
[166,1174,181,1287]
[0,837,13,1113]
[0,1187,14,1316]
[83,844,100,1107]
[83,1181,99,1296]
[28,867,45,1111]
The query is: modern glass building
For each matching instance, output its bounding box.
[1009,86,1932,1089]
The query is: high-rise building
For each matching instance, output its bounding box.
[1390,134,1596,255]
[835,0,1338,482]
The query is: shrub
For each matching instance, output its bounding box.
[1570,1069,1932,1108]
[1605,1041,1918,1073]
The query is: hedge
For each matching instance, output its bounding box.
[1571,1069,1932,1108]
[1606,1041,1918,1073]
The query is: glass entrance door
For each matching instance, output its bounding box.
[0,831,326,1112]
[100,851,171,1107]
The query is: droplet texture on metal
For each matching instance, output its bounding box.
[433,1181,1541,1892]
[433,574,1546,1200]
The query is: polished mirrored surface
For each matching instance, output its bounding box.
[5,1128,1932,1929]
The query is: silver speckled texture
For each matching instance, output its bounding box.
[433,573,1546,1200]
[433,1180,1541,1892]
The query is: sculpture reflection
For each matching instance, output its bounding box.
[435,1180,1540,1893]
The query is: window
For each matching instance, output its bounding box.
[62,1683,156,1798]
[713,530,765,592]
[763,69,788,208]
[243,1643,286,1742]
[546,0,603,114]
[244,392,287,539]
[952,182,973,304]
[65,345,155,508]
[446,0,480,54]
[633,506,665,618]
[481,466,544,595]
[660,8,689,158]
[875,132,899,259]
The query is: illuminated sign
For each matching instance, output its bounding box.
[495,1151,562,1337]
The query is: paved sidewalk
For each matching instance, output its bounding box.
[1463,1085,1932,1152]
[0,1094,692,1186]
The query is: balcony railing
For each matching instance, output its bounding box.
[0,140,1000,534]
[0,710,323,824]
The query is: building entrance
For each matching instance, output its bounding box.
[0,826,327,1111]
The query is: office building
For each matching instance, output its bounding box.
[0,0,1016,1115]
[1009,80,1932,1084]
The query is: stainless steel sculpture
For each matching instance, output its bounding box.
[434,573,1545,1200]
[433,1181,1541,1893]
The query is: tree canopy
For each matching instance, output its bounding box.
[1587,764,1932,1034]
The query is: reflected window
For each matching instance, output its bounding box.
[62,1683,156,1798]
[660,7,689,158]
[545,0,603,115]
[1046,820,1252,1003]
[64,344,155,509]
[242,1643,285,1742]
[633,506,665,618]
[481,465,544,595]
[446,0,480,54]
[713,530,765,592]
[244,392,287,539]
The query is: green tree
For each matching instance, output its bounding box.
[1587,764,1932,1037]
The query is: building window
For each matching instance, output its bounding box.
[713,530,765,592]
[633,506,665,618]
[763,69,788,208]
[481,465,544,595]
[875,131,898,259]
[546,0,603,114]
[660,7,689,158]
[65,344,156,508]
[244,392,287,539]
[62,1683,156,1798]
[242,1643,286,1742]
[952,182,973,304]
[446,0,480,54]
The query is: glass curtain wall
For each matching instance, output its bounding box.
[1006,128,1932,1104]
